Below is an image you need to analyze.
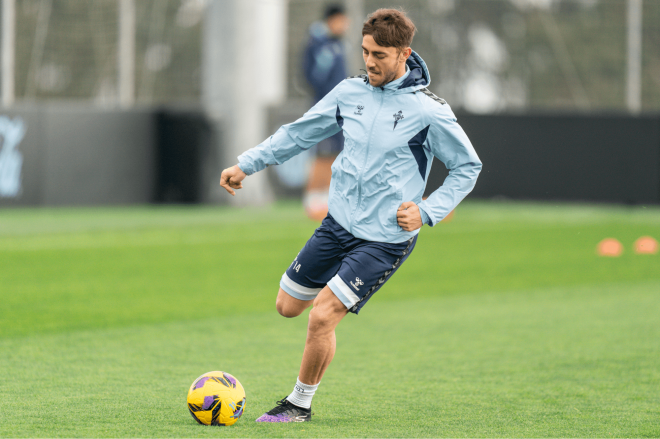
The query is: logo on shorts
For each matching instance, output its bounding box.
[350,277,364,291]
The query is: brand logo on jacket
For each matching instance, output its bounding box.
[393,110,404,130]
[354,105,364,115]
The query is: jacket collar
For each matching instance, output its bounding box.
[382,66,411,90]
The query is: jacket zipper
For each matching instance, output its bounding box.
[350,89,385,231]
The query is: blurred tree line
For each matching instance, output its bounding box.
[288,0,660,112]
[6,0,659,112]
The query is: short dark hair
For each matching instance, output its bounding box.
[324,4,345,20]
[362,8,416,49]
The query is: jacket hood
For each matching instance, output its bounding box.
[397,50,430,91]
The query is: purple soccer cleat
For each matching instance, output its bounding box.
[255,398,312,423]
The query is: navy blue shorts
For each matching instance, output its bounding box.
[280,214,417,314]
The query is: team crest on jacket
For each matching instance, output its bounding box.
[393,110,404,130]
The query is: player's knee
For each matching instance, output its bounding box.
[307,306,341,334]
[308,289,347,333]
[275,299,299,318]
[276,292,305,318]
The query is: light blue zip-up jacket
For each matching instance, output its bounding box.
[238,50,482,244]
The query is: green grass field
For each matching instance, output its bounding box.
[1,200,659,437]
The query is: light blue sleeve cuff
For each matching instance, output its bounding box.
[237,138,276,176]
[236,161,252,175]
[418,205,433,227]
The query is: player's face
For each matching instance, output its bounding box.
[361,35,410,88]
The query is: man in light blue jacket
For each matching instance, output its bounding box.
[220,8,482,423]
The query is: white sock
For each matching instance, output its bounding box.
[286,377,319,409]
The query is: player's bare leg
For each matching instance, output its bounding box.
[257,287,346,422]
[304,157,335,222]
[299,286,347,384]
[275,288,346,382]
[306,157,334,191]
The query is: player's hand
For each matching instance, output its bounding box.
[397,201,423,231]
[219,165,246,196]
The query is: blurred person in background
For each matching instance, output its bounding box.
[302,4,349,221]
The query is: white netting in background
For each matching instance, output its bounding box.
[9,0,202,105]
[134,0,202,105]
[15,0,119,103]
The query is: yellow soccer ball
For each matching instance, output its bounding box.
[187,371,246,426]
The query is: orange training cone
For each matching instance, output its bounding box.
[597,238,623,257]
[634,236,658,254]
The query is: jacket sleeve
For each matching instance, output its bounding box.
[237,82,344,175]
[417,108,482,226]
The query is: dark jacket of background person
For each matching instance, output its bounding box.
[302,22,348,104]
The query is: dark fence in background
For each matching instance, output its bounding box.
[425,113,660,205]
[1,105,658,207]
[154,109,215,204]
[0,106,155,207]
[0,106,214,207]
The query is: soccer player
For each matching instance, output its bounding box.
[220,8,482,422]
